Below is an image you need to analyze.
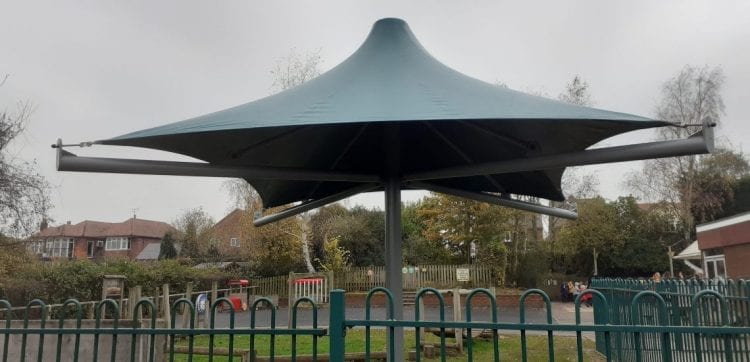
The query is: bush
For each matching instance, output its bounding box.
[0,259,233,306]
[509,250,549,289]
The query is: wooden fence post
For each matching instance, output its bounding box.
[208,281,217,328]
[287,272,295,328]
[128,287,138,319]
[154,287,161,317]
[133,286,142,320]
[183,282,193,329]
[162,284,171,329]
[453,288,463,353]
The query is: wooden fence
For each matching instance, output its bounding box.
[250,264,497,297]
[252,274,289,298]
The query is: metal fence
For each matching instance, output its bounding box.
[592,277,750,361]
[2,284,749,361]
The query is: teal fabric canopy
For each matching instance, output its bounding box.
[100,18,666,207]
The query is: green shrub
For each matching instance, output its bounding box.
[0,259,233,306]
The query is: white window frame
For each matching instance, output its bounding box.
[704,254,727,280]
[48,238,74,258]
[229,237,240,247]
[105,236,130,251]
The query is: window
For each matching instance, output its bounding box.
[27,241,45,254]
[106,237,130,251]
[704,254,727,280]
[230,237,240,247]
[87,240,95,258]
[48,238,74,258]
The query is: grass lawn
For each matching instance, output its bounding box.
[173,329,603,361]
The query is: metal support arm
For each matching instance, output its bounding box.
[253,183,380,226]
[405,127,714,181]
[55,140,380,183]
[411,181,578,220]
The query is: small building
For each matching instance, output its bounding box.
[27,217,175,260]
[696,212,750,279]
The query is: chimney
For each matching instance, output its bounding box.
[40,218,48,231]
[66,221,71,225]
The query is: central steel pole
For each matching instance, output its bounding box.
[384,125,403,361]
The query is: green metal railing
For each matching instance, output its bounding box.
[2,281,749,361]
[592,277,750,361]
[0,296,326,361]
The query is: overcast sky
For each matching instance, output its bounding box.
[2,1,749,227]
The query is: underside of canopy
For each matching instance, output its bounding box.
[97,18,667,208]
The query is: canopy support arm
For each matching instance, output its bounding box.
[405,126,714,181]
[54,140,380,183]
[411,181,578,220]
[253,183,380,226]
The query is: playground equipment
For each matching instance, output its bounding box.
[288,272,333,305]
[221,279,251,312]
[287,272,333,327]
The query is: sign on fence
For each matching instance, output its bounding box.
[456,268,470,282]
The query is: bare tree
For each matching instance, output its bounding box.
[1,77,50,238]
[270,48,322,93]
[543,75,601,271]
[225,49,323,272]
[628,65,730,242]
[546,75,599,240]
[223,178,261,211]
[558,75,592,106]
[557,74,599,200]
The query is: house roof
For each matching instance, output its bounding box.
[213,209,249,230]
[637,203,657,211]
[34,218,175,239]
[193,261,251,269]
[673,240,701,260]
[135,242,182,260]
[135,242,161,260]
[210,209,251,240]
[696,211,750,233]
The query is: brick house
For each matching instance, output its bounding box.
[27,218,175,260]
[209,209,252,256]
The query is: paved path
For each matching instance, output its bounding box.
[207,302,595,331]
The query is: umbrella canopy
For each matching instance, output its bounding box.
[98,18,666,208]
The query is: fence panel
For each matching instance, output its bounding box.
[3,283,750,361]
[592,277,750,361]
[252,275,289,299]
[0,296,324,362]
[333,264,496,292]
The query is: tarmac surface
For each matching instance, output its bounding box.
[204,301,595,335]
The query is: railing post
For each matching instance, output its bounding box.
[329,289,346,362]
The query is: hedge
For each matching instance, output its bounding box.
[0,258,236,306]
